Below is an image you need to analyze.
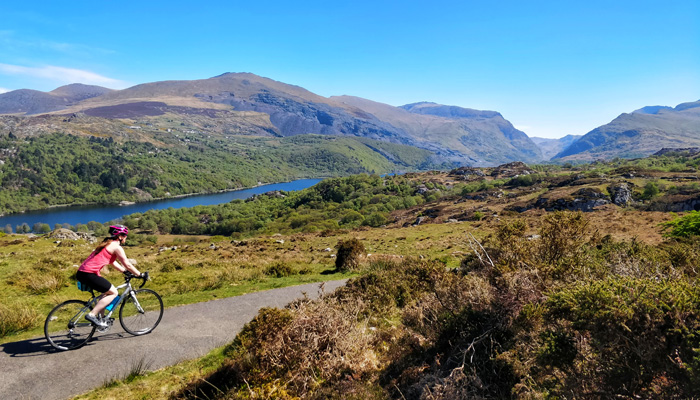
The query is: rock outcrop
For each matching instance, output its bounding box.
[609,182,633,207]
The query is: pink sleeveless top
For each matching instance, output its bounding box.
[78,247,118,276]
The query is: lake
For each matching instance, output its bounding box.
[0,178,322,230]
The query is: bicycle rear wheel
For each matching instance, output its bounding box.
[44,300,96,351]
[119,289,163,335]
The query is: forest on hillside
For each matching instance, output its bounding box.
[0,132,440,215]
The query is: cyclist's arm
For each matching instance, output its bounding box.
[112,246,142,276]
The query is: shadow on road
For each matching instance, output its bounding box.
[1,332,139,357]
[1,337,58,357]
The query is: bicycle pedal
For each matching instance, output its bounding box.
[95,317,114,332]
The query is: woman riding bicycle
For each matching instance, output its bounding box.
[76,224,142,329]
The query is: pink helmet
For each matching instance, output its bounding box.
[108,224,129,237]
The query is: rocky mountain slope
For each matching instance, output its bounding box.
[0,73,542,166]
[554,100,700,161]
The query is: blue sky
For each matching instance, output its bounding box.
[1,1,698,139]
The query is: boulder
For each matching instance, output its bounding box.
[47,228,80,240]
[533,188,610,212]
[610,182,633,207]
[413,216,429,226]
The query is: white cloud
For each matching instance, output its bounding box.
[0,63,130,89]
[0,87,10,94]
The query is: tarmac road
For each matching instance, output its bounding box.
[0,279,347,400]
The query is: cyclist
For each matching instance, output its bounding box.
[76,224,142,329]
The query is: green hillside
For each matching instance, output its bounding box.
[0,132,441,214]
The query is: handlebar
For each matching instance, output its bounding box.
[124,271,150,288]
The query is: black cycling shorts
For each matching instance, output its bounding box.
[76,271,112,293]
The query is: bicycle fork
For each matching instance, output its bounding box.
[130,293,146,314]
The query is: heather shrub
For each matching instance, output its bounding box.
[529,278,700,398]
[335,238,365,272]
[265,262,294,277]
[402,273,494,342]
[338,258,438,317]
[176,300,379,399]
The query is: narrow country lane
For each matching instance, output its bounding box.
[0,280,347,400]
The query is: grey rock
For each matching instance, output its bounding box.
[610,182,633,206]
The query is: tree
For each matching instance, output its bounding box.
[642,181,660,200]
[363,212,388,227]
[75,223,89,233]
[33,223,51,234]
[3,224,12,234]
[140,219,158,233]
[87,221,107,236]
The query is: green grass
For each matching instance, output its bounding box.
[73,345,231,400]
[0,219,475,345]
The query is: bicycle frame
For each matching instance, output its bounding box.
[85,278,142,318]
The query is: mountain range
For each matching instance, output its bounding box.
[0,73,541,166]
[553,100,700,161]
[0,72,698,164]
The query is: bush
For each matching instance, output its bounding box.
[335,238,365,272]
[508,173,542,187]
[176,301,378,399]
[265,262,294,278]
[662,211,700,238]
[536,211,590,280]
[539,278,700,397]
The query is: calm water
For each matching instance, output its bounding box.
[0,179,322,229]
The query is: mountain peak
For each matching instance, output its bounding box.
[632,105,673,115]
[400,102,502,119]
[49,83,114,99]
[211,72,260,79]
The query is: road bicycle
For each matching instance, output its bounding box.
[44,271,163,351]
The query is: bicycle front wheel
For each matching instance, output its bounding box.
[44,300,96,351]
[119,289,163,335]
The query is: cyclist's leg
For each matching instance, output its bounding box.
[77,272,116,317]
[91,285,117,317]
